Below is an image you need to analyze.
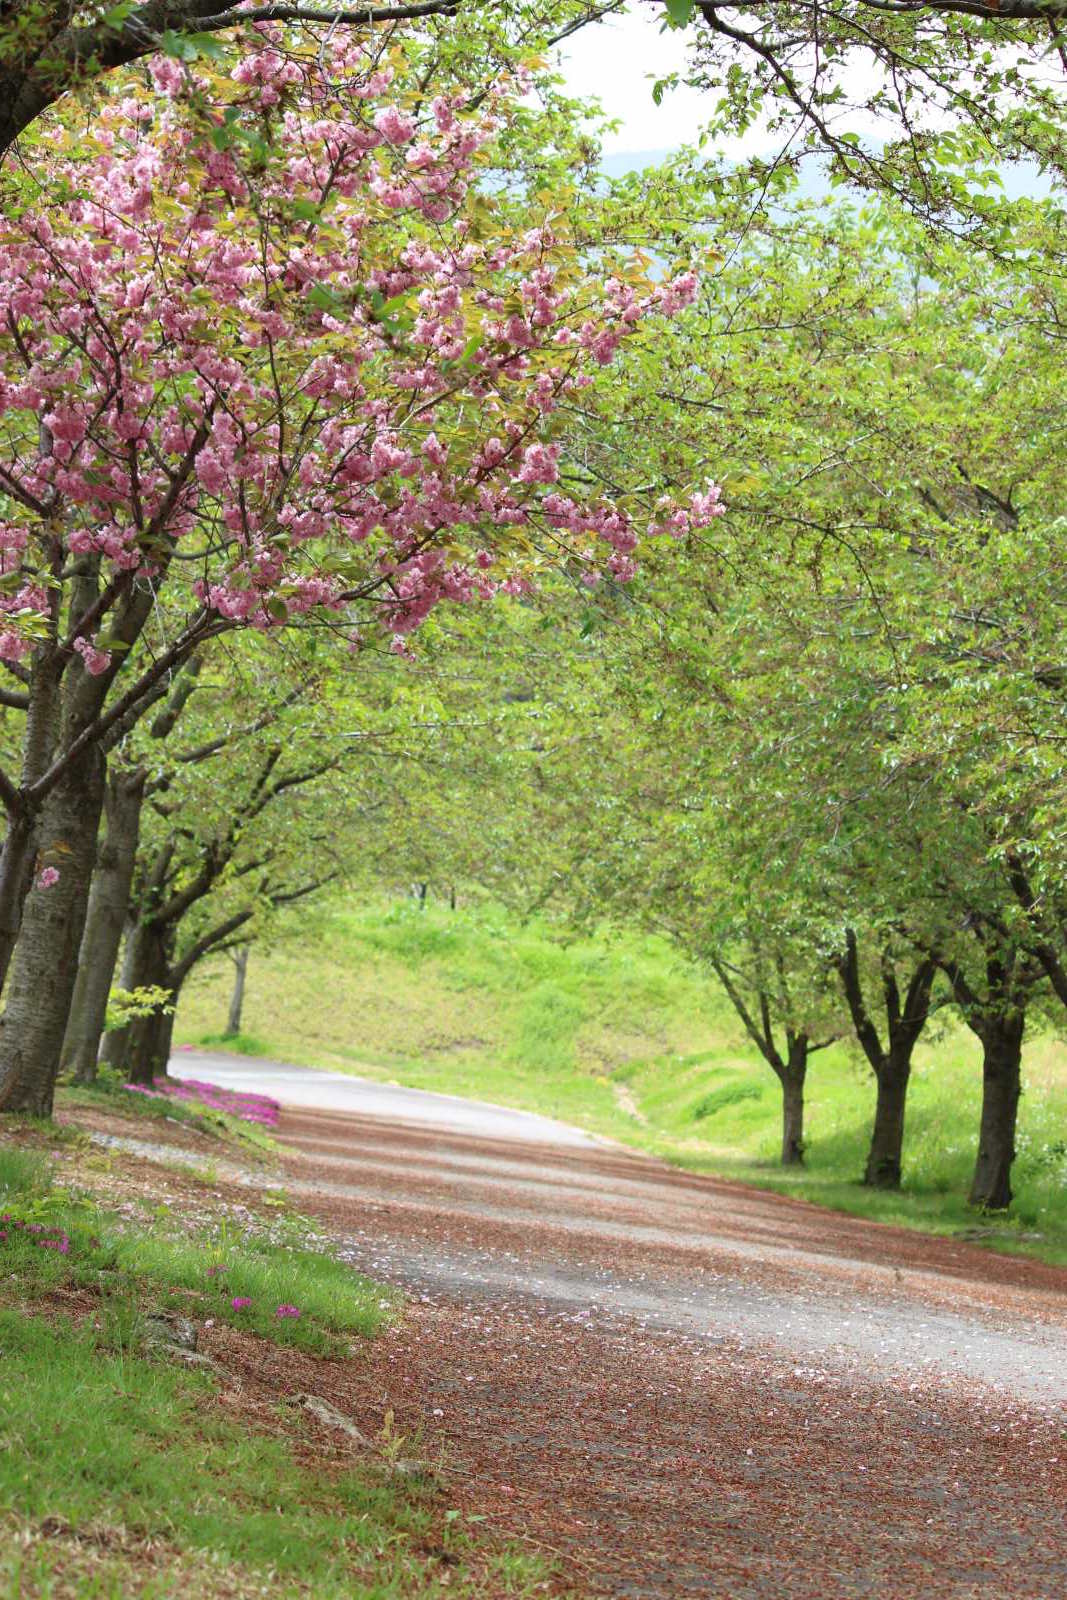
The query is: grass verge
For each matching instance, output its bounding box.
[0,1135,555,1599]
[1,1150,391,1357]
[61,1070,281,1156]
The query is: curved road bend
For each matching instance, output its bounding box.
[173,1050,1067,1599]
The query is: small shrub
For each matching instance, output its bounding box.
[693,1082,764,1121]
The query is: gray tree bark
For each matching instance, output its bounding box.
[120,922,173,1087]
[0,744,106,1115]
[776,1034,808,1166]
[0,649,65,996]
[224,945,250,1038]
[60,765,146,1085]
[97,927,140,1075]
[968,1012,1025,1210]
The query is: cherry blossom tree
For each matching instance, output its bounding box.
[0,35,714,1115]
[0,3,627,161]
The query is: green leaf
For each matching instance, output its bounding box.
[160,29,227,62]
[663,0,694,26]
[101,2,137,27]
[307,284,346,314]
[183,32,228,61]
[159,30,198,62]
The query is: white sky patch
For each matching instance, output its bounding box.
[555,7,711,160]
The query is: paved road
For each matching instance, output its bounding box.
[171,1048,603,1147]
[167,1049,1067,1597]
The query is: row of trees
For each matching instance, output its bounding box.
[365,195,1067,1212]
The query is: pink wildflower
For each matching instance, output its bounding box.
[231,1296,253,1311]
[274,1304,301,1319]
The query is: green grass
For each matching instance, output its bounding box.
[0,1307,550,1599]
[0,1146,393,1356]
[0,1145,51,1198]
[692,1081,765,1120]
[0,1145,552,1597]
[175,895,1067,1264]
[177,897,728,1130]
[194,1031,274,1057]
[0,1194,393,1358]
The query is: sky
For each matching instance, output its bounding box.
[556,6,709,168]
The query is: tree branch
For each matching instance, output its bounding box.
[192,1,460,29]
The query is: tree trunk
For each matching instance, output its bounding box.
[969,1012,1024,1210]
[0,651,64,996]
[0,746,106,1116]
[835,936,936,1193]
[60,767,145,1085]
[780,1075,805,1165]
[154,1004,177,1081]
[98,927,140,1073]
[778,1035,808,1165]
[122,923,173,1086]
[128,992,177,1084]
[864,1054,911,1189]
[0,813,39,999]
[224,945,249,1038]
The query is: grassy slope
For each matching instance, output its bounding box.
[0,1135,551,1599]
[176,897,1067,1262]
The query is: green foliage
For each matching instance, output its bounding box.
[104,984,174,1032]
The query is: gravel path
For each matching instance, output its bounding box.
[171,1051,1067,1597]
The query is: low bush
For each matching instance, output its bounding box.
[693,1082,764,1120]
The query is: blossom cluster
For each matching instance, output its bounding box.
[0,38,718,668]
[123,1077,280,1127]
[0,1215,70,1253]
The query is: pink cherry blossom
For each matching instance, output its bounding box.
[0,44,718,695]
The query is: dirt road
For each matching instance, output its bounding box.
[174,1052,1067,1598]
